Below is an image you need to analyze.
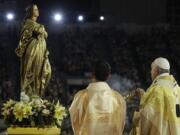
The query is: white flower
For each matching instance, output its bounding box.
[42,109,50,115]
[20,92,30,102]
[30,97,43,108]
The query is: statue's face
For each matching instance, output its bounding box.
[32,5,39,17]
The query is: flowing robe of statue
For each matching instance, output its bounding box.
[15,19,51,97]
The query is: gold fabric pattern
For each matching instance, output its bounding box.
[69,82,126,135]
[139,75,180,135]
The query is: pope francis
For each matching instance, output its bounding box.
[137,57,180,135]
[69,60,126,135]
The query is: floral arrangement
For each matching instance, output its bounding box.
[1,99,67,128]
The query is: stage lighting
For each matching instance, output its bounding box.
[100,16,104,21]
[6,13,14,21]
[78,15,84,22]
[53,13,63,22]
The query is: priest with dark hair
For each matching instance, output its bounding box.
[69,60,126,135]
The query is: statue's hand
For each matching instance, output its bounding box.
[44,31,48,39]
[40,25,48,38]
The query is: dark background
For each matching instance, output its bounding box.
[0,0,180,24]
